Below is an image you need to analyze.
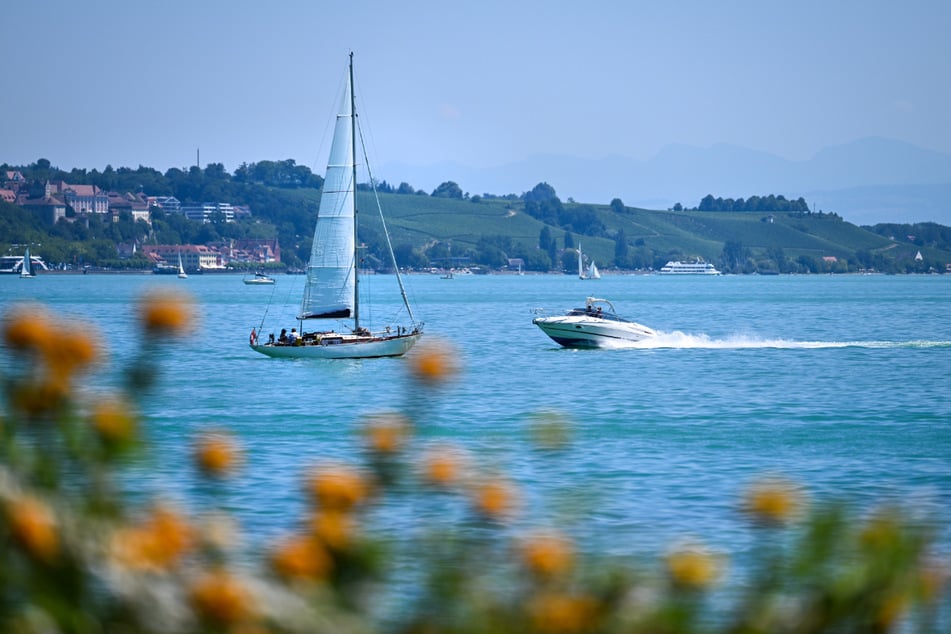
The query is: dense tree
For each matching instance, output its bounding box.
[610,198,625,214]
[431,181,463,198]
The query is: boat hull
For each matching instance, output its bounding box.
[250,332,420,359]
[532,316,655,349]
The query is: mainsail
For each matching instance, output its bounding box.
[299,76,357,320]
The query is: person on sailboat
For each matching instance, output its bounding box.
[279,329,288,344]
[288,328,299,344]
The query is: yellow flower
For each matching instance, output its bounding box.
[362,413,410,454]
[195,431,242,477]
[40,326,100,379]
[471,477,517,520]
[7,496,59,562]
[520,532,574,579]
[111,505,195,571]
[307,464,370,511]
[742,476,804,525]
[189,568,256,626]
[11,377,71,417]
[310,510,356,551]
[91,397,137,444]
[139,290,194,337]
[2,305,51,352]
[665,545,721,590]
[420,444,467,488]
[527,592,599,633]
[270,534,332,581]
[408,340,458,385]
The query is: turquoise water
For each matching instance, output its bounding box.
[2,272,950,567]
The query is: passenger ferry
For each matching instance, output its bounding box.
[658,259,721,275]
[0,254,49,274]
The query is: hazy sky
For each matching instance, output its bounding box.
[3,0,950,187]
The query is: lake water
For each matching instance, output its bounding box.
[2,272,950,572]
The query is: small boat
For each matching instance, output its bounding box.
[177,251,188,279]
[578,243,600,280]
[19,247,36,279]
[532,297,656,349]
[243,272,276,285]
[249,53,422,359]
[658,259,721,275]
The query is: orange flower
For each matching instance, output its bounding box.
[7,496,59,562]
[189,568,256,626]
[310,510,356,551]
[408,340,458,385]
[139,290,194,337]
[2,305,51,352]
[40,328,100,379]
[307,464,370,511]
[471,477,517,520]
[112,505,195,571]
[527,592,599,633]
[270,534,332,581]
[421,445,467,488]
[11,377,70,417]
[195,431,242,477]
[91,397,137,444]
[743,476,805,525]
[362,413,410,454]
[520,532,574,579]
[665,545,720,590]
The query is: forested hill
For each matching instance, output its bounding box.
[2,160,950,274]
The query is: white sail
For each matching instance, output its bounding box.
[20,247,34,278]
[578,242,585,279]
[300,76,357,320]
[588,261,600,279]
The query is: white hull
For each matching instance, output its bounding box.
[659,260,720,275]
[244,279,275,285]
[251,332,420,359]
[533,297,655,349]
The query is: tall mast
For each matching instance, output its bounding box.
[349,52,360,330]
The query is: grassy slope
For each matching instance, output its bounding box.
[278,189,946,265]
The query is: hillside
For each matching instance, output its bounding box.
[2,160,950,274]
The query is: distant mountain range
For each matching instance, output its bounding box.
[384,137,951,226]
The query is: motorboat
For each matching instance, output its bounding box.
[532,297,656,349]
[243,272,276,285]
[658,259,720,275]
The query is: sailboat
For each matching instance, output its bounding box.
[577,243,600,280]
[249,53,422,359]
[20,247,35,279]
[177,251,188,279]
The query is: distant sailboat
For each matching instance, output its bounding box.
[177,251,188,279]
[20,247,35,279]
[249,53,422,359]
[578,242,599,279]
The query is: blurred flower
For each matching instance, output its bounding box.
[40,326,100,380]
[528,410,573,451]
[138,290,194,337]
[471,477,517,520]
[307,464,370,512]
[195,430,242,477]
[665,544,721,590]
[420,444,468,488]
[2,305,51,352]
[527,591,599,633]
[10,377,71,417]
[310,510,357,551]
[408,340,458,385]
[111,504,195,571]
[6,495,59,563]
[90,397,138,445]
[742,476,805,525]
[362,412,410,455]
[270,534,332,581]
[189,568,256,626]
[520,532,575,580]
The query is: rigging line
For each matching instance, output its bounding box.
[357,118,417,326]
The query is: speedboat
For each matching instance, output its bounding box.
[532,297,656,349]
